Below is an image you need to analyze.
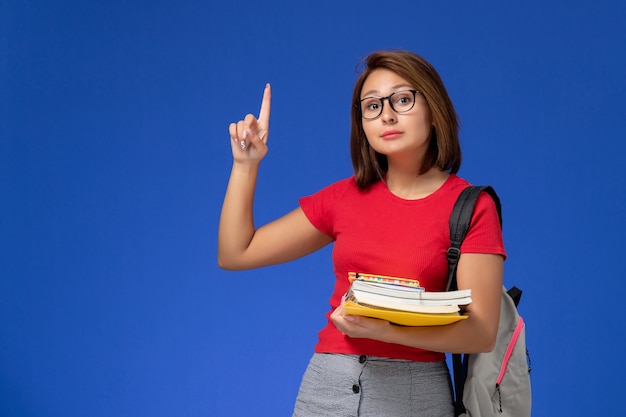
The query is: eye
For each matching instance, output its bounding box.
[361,98,381,112]
[393,91,414,106]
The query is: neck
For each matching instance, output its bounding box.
[385,166,449,200]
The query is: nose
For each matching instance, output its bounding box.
[380,99,397,123]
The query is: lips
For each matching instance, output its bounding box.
[381,130,402,140]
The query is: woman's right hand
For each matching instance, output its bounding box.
[228,83,271,163]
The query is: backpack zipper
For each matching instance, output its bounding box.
[494,316,525,411]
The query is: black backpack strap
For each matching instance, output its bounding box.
[507,286,523,307]
[446,186,501,291]
[447,185,502,416]
[452,353,468,416]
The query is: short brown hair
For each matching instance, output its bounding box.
[350,50,461,190]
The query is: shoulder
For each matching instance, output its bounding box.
[299,176,355,216]
[323,176,359,192]
[298,176,360,238]
[443,175,498,206]
[445,173,471,192]
[423,174,470,208]
[301,176,361,202]
[440,175,502,230]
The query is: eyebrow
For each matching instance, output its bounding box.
[361,84,414,98]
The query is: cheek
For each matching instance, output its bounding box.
[412,113,434,135]
[363,127,380,152]
[361,122,374,138]
[361,124,377,145]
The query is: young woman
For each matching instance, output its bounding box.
[219,50,505,417]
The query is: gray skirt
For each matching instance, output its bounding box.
[292,353,454,417]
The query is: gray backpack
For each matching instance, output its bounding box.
[446,186,532,417]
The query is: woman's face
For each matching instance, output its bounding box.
[359,69,432,161]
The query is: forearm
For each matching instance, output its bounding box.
[217,161,260,269]
[378,313,498,354]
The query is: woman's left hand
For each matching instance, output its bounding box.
[330,298,393,340]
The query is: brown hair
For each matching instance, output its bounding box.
[350,50,461,190]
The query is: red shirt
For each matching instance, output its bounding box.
[299,174,506,362]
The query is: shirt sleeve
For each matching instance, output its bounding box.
[460,191,507,259]
[298,178,352,239]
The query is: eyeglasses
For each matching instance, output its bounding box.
[358,89,421,120]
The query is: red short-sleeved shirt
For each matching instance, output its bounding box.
[299,174,506,362]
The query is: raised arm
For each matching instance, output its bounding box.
[218,84,333,270]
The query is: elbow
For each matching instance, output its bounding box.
[464,338,496,354]
[217,252,238,271]
[217,251,250,271]
[474,328,498,353]
[467,309,500,353]
[218,261,241,271]
[217,258,231,270]
[481,338,497,353]
[217,258,240,271]
[458,319,498,353]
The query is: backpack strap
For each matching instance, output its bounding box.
[451,352,468,417]
[508,285,523,307]
[446,186,501,292]
[446,185,502,416]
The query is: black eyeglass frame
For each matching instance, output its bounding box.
[356,89,421,120]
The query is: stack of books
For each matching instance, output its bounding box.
[343,272,472,326]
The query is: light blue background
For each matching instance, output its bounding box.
[2,1,625,416]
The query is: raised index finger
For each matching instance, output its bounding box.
[258,83,271,127]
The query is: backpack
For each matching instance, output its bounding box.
[446,185,532,417]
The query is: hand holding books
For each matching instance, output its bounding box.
[343,272,472,326]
